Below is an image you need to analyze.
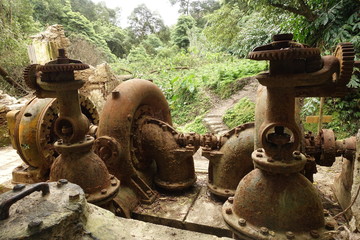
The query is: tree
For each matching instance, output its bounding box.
[169,0,220,27]
[172,15,196,50]
[170,0,191,15]
[128,4,165,40]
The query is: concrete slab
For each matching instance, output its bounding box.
[184,176,232,237]
[0,146,22,184]
[132,183,201,229]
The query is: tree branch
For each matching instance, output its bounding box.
[269,1,317,21]
[0,66,28,95]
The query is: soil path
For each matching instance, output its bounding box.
[203,77,258,135]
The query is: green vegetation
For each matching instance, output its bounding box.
[223,97,255,129]
[0,0,359,135]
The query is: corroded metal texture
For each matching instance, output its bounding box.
[223,170,334,240]
[97,79,172,183]
[204,123,254,199]
[24,49,120,205]
[139,119,197,190]
[222,33,354,239]
[6,95,99,184]
[96,79,173,203]
[304,130,356,166]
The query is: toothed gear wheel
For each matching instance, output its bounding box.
[334,42,355,84]
[23,64,40,89]
[248,33,320,61]
[38,63,89,73]
[248,48,320,61]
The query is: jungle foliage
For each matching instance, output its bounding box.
[0,0,359,136]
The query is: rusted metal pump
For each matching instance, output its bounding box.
[223,34,356,240]
[21,49,120,205]
[6,95,98,184]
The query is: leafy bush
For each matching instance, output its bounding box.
[223,97,255,129]
[177,115,208,134]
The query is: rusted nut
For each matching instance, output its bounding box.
[225,208,232,214]
[310,230,320,238]
[101,189,107,195]
[325,221,335,230]
[57,179,68,187]
[228,197,234,204]
[69,192,80,201]
[260,227,269,235]
[256,154,263,158]
[238,218,246,226]
[286,231,295,239]
[257,148,263,153]
[13,184,26,192]
[28,219,43,231]
[112,91,120,99]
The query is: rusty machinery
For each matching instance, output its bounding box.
[6,95,98,184]
[3,35,359,238]
[11,49,121,206]
[222,34,358,239]
[94,79,255,213]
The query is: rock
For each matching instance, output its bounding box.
[76,63,123,112]
[28,24,70,64]
[333,129,360,232]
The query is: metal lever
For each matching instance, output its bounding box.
[0,182,50,220]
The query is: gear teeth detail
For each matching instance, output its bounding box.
[334,42,355,85]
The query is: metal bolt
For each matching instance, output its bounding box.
[286,231,295,239]
[69,192,80,201]
[238,218,246,226]
[310,230,319,238]
[112,91,120,99]
[13,184,26,192]
[228,197,234,204]
[57,179,68,187]
[146,190,153,196]
[260,227,269,235]
[101,189,107,194]
[325,221,335,230]
[225,208,232,214]
[256,154,263,158]
[28,219,43,231]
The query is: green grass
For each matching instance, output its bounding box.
[223,97,255,129]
